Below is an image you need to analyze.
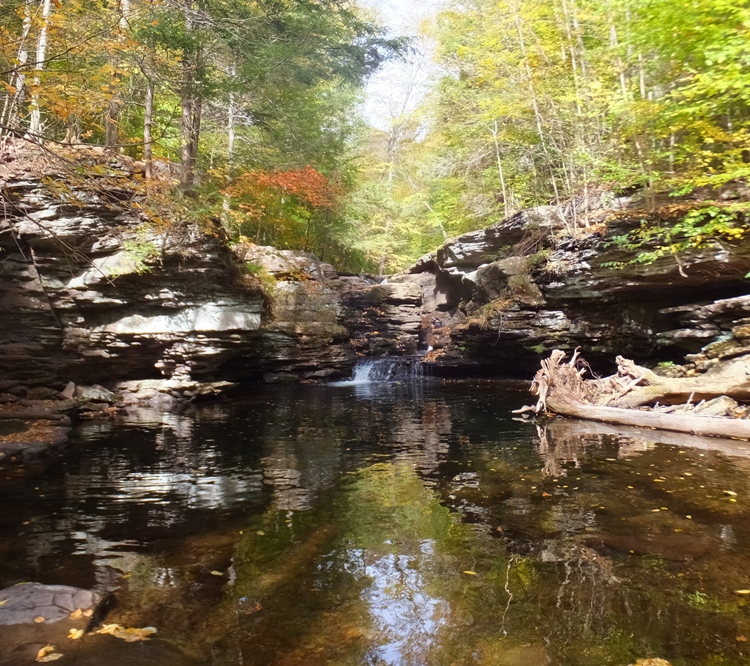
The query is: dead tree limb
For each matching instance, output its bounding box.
[515,350,750,440]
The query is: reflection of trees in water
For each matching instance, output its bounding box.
[544,538,616,644]
[258,388,456,511]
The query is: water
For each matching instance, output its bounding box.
[331,357,428,386]
[2,381,750,665]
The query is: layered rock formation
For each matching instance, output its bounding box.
[2,146,749,402]
[0,153,363,402]
[398,191,750,375]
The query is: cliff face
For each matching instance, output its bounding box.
[0,157,367,400]
[398,190,750,375]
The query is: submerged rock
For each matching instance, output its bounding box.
[0,583,100,625]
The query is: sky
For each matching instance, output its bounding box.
[357,0,447,130]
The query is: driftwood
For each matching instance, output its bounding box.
[516,350,750,440]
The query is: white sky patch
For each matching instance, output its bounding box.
[358,0,446,131]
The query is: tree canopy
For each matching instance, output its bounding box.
[2,0,748,273]
[345,0,750,272]
[0,0,404,267]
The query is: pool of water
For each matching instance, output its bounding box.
[2,380,750,665]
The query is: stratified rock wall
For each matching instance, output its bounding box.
[2,149,749,392]
[401,191,750,375]
[0,159,362,395]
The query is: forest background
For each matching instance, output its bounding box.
[0,0,748,273]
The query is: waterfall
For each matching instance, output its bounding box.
[331,357,428,386]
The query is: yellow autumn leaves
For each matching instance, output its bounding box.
[34,623,158,661]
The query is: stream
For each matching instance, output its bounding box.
[2,376,750,665]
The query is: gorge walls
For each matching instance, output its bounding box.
[2,150,749,401]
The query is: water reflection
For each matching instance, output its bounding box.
[2,383,750,665]
[360,544,450,666]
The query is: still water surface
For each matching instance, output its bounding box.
[2,381,750,665]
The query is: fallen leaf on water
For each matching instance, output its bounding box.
[210,571,223,576]
[734,590,750,595]
[723,490,738,497]
[737,636,748,642]
[256,531,265,536]
[69,608,83,619]
[34,615,45,623]
[541,492,550,497]
[36,646,63,662]
[463,571,477,576]
[68,628,84,640]
[344,627,362,640]
[97,623,157,642]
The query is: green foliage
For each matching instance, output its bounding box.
[121,238,159,275]
[241,261,276,297]
[340,0,750,273]
[606,204,750,267]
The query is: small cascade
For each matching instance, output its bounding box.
[331,357,428,386]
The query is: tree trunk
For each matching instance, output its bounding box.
[179,0,198,189]
[221,63,237,224]
[143,77,154,179]
[28,0,53,138]
[105,96,120,148]
[180,62,195,188]
[543,394,750,439]
[491,119,510,219]
[105,0,130,148]
[189,85,202,170]
[1,0,33,133]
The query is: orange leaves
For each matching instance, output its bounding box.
[226,166,339,212]
[223,166,343,248]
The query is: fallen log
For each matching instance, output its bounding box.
[598,355,750,409]
[516,350,750,440]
